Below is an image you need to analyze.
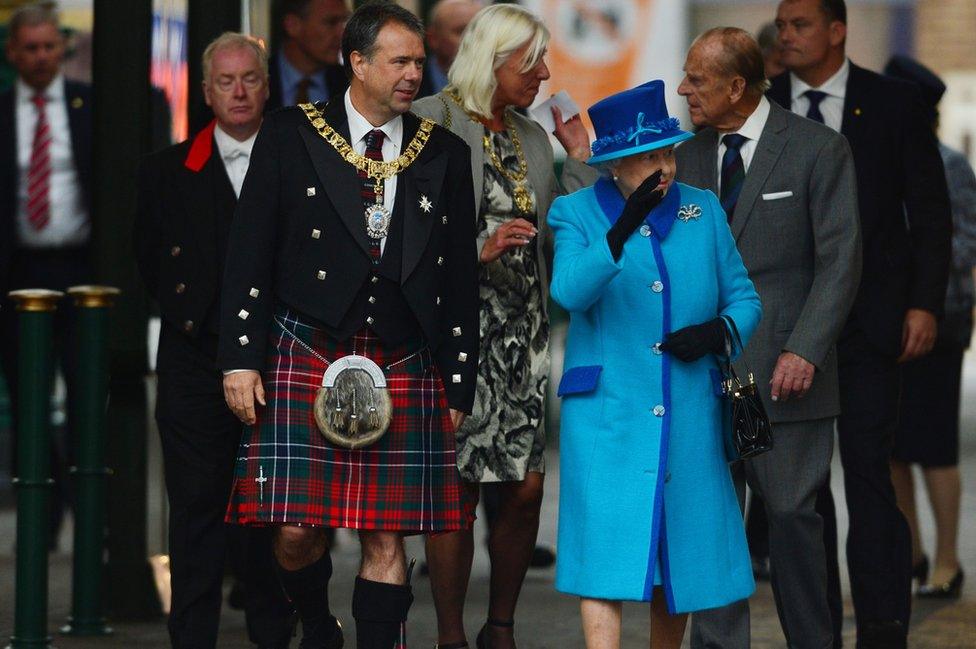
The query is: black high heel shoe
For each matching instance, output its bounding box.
[475,619,515,649]
[435,643,469,649]
[911,555,929,583]
[917,568,964,599]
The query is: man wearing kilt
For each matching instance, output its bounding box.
[218,3,479,648]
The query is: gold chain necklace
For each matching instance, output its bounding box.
[444,90,534,214]
[299,102,436,238]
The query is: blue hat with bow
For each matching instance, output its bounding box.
[587,80,693,165]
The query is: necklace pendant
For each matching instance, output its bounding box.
[513,184,534,214]
[365,201,391,239]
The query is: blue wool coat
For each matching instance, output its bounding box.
[550,179,761,614]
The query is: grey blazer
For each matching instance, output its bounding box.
[413,92,599,314]
[676,101,862,423]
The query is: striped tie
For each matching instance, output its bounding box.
[27,94,51,231]
[359,129,385,262]
[720,133,747,222]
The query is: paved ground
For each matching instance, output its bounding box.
[2,352,976,648]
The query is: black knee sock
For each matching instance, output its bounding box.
[351,577,413,649]
[275,551,339,643]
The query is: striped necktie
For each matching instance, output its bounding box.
[360,129,385,262]
[720,133,747,222]
[27,93,51,231]
[804,90,827,124]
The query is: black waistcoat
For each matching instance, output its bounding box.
[325,183,423,345]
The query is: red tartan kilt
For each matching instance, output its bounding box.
[225,308,467,533]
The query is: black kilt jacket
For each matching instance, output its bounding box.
[216,98,480,413]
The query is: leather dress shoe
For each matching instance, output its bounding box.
[856,620,906,649]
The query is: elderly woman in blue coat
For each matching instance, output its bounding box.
[549,80,762,648]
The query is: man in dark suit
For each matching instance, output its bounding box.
[769,1,952,646]
[266,0,350,111]
[219,4,478,647]
[676,27,861,649]
[135,33,294,649]
[0,3,93,548]
[415,0,480,99]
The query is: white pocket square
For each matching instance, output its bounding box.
[762,191,794,201]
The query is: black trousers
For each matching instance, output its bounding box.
[156,323,292,649]
[0,246,92,543]
[820,325,912,641]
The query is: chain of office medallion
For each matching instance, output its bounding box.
[299,102,435,182]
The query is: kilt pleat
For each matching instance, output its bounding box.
[225,308,466,532]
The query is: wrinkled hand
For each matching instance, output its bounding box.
[606,171,664,260]
[480,217,537,263]
[898,308,937,363]
[552,105,591,162]
[450,409,466,431]
[659,318,726,362]
[223,370,266,425]
[770,352,815,402]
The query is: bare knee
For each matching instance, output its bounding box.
[274,525,326,568]
[360,531,405,583]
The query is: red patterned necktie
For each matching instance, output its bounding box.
[27,93,51,231]
[359,129,385,262]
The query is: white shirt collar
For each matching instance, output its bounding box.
[213,122,258,159]
[790,58,850,102]
[343,88,402,151]
[722,96,771,142]
[17,73,64,104]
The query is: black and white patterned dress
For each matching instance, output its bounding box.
[455,127,549,482]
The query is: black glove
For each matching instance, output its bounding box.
[605,170,665,260]
[659,317,727,362]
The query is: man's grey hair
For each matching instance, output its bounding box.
[693,27,771,96]
[202,32,269,83]
[8,2,60,40]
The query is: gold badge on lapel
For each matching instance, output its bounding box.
[678,204,702,222]
[854,108,862,116]
[71,97,83,109]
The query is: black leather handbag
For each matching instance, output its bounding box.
[719,316,773,462]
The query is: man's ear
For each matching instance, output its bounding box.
[729,76,746,104]
[829,20,847,48]
[202,80,213,108]
[282,13,301,40]
[349,50,367,80]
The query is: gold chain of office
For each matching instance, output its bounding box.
[299,102,435,186]
[444,89,534,214]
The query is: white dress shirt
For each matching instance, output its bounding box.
[789,58,849,133]
[15,74,90,248]
[344,88,402,255]
[716,96,771,192]
[213,123,257,198]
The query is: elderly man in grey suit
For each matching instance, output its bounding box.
[675,28,861,649]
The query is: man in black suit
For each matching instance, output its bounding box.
[219,4,478,647]
[266,0,350,111]
[135,33,294,649]
[769,1,952,647]
[0,3,92,548]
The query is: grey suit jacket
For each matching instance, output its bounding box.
[676,101,862,423]
[412,92,599,314]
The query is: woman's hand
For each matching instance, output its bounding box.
[605,170,664,259]
[552,105,591,162]
[659,318,726,362]
[480,217,537,263]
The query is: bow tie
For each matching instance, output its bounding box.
[223,146,249,161]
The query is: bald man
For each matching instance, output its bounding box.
[416,0,481,99]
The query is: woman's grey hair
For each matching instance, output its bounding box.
[446,3,549,119]
[8,2,59,40]
[202,32,269,84]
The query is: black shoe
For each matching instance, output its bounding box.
[529,545,555,569]
[227,578,246,610]
[856,620,906,649]
[911,555,929,583]
[751,555,771,582]
[475,619,514,649]
[917,568,964,599]
[299,617,343,649]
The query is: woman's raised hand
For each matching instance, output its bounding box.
[480,217,538,263]
[552,105,591,162]
[606,170,664,259]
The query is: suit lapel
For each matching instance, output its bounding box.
[841,64,868,147]
[176,141,221,259]
[731,104,790,240]
[696,129,720,194]
[299,98,373,256]
[401,112,446,283]
[0,90,15,178]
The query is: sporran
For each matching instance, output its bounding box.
[313,355,393,449]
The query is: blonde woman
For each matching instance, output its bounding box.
[414,5,597,648]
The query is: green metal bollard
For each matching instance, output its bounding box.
[6,289,63,649]
[61,286,120,637]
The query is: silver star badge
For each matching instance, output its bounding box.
[419,195,433,213]
[677,204,702,222]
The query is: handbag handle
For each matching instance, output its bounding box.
[718,315,751,390]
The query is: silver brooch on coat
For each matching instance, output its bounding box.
[677,204,702,222]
